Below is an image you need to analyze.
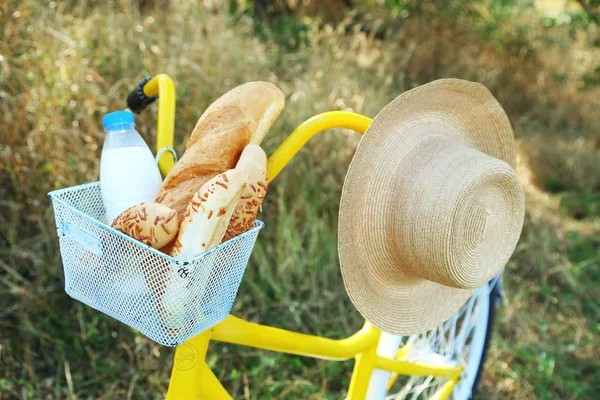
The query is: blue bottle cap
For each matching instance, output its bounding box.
[102,111,135,130]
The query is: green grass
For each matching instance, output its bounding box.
[1,1,599,399]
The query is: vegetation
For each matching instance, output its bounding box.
[1,0,598,398]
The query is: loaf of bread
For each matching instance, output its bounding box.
[222,144,268,242]
[111,202,179,249]
[155,82,284,219]
[170,169,247,260]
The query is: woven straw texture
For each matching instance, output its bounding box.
[339,79,525,335]
[49,182,262,346]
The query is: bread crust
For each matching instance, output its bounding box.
[222,144,268,242]
[111,202,179,249]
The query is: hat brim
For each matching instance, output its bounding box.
[338,79,516,335]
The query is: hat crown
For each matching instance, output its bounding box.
[389,135,523,288]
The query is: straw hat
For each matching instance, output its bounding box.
[338,79,525,335]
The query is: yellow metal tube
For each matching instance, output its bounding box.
[429,378,460,400]
[386,343,415,390]
[346,322,381,400]
[374,356,462,380]
[266,111,372,182]
[166,329,232,400]
[167,362,231,400]
[396,343,415,359]
[143,74,176,176]
[211,315,379,361]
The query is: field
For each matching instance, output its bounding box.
[1,1,599,399]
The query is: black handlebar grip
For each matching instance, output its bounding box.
[126,77,158,114]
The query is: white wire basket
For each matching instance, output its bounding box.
[48,182,263,346]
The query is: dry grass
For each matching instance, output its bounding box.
[1,1,599,399]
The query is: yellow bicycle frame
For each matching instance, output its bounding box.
[143,74,462,400]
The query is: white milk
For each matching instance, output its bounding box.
[100,146,162,223]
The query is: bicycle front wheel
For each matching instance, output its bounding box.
[379,280,497,400]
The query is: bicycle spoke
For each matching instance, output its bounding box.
[386,284,492,400]
[455,291,478,351]
[447,312,458,357]
[389,375,420,399]
[409,376,435,399]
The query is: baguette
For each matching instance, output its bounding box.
[222,144,268,242]
[155,82,284,219]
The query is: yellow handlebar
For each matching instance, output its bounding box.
[266,111,372,181]
[148,74,373,179]
[143,74,177,176]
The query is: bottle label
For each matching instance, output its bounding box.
[62,221,102,256]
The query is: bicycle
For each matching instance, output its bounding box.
[51,74,506,400]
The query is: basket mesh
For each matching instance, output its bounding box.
[48,182,263,346]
